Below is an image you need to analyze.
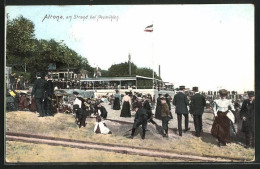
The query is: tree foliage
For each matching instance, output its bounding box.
[137,67,161,80]
[6,16,93,81]
[6,16,36,66]
[107,63,161,80]
[108,62,137,77]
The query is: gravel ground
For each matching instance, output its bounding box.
[101,102,220,140]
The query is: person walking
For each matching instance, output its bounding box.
[155,94,162,120]
[44,74,54,116]
[211,89,235,147]
[190,87,206,137]
[73,91,87,128]
[240,91,255,148]
[161,97,171,137]
[173,86,190,136]
[31,72,46,117]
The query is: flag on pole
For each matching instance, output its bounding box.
[144,24,153,32]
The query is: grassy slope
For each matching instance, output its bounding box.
[5,111,254,162]
[6,141,189,162]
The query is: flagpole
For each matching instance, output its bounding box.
[152,21,154,90]
[152,42,154,89]
[144,23,154,89]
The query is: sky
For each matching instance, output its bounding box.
[6,4,254,93]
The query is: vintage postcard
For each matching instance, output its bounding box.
[4,4,254,163]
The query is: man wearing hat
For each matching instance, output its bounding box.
[73,91,88,128]
[44,74,54,116]
[173,85,190,136]
[31,72,46,117]
[130,104,148,139]
[211,89,235,147]
[190,87,206,137]
[240,91,255,148]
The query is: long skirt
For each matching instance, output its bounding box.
[154,105,162,120]
[211,111,231,143]
[113,97,121,110]
[18,95,28,110]
[29,97,37,112]
[120,101,131,117]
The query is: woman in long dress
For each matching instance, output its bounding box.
[120,92,132,117]
[113,90,121,110]
[155,94,162,119]
[211,89,235,147]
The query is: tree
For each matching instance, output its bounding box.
[100,69,109,77]
[6,16,37,66]
[137,67,161,80]
[6,16,94,81]
[108,62,137,77]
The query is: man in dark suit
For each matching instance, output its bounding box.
[130,104,148,139]
[190,87,206,137]
[44,74,54,116]
[240,91,255,148]
[73,91,87,128]
[31,72,46,117]
[173,85,189,136]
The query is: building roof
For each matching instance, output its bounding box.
[80,75,162,82]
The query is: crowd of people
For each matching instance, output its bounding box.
[104,86,255,149]
[6,72,255,149]
[9,73,29,90]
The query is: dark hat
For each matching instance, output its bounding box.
[192,87,199,92]
[73,91,79,95]
[36,72,41,77]
[179,86,185,90]
[248,91,254,97]
[219,89,228,96]
[165,93,169,97]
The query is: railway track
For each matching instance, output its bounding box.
[6,132,249,162]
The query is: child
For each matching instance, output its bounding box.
[93,116,112,134]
